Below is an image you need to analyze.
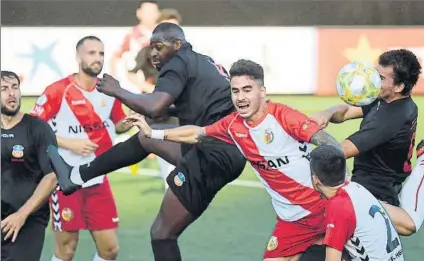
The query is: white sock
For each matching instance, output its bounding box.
[400,154,424,231]
[51,255,65,261]
[93,253,115,261]
[70,166,84,185]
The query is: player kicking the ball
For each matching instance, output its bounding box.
[126,59,344,261]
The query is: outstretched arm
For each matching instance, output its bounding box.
[163,125,210,144]
[126,114,215,144]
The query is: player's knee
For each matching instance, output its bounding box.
[54,232,79,260]
[55,240,78,260]
[150,221,177,241]
[97,244,119,260]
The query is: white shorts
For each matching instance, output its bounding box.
[400,154,424,231]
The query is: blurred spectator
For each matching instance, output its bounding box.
[158,8,183,25]
[127,8,182,93]
[109,1,160,77]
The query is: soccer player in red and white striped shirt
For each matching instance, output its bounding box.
[31,36,132,261]
[126,59,344,261]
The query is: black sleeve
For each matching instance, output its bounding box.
[361,99,378,117]
[35,120,58,176]
[347,110,404,153]
[154,56,188,100]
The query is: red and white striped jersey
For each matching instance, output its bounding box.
[205,102,325,221]
[323,182,404,261]
[30,75,126,187]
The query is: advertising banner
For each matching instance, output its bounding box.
[316,28,424,95]
[1,27,317,96]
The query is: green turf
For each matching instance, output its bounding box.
[19,96,424,261]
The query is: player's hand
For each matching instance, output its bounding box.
[1,211,28,242]
[310,111,332,129]
[97,73,122,97]
[124,114,152,138]
[69,139,99,157]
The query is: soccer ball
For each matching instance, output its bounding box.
[336,61,382,107]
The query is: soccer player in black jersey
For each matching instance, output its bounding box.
[47,23,246,261]
[312,49,421,207]
[1,71,58,261]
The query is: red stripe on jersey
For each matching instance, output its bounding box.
[269,103,321,143]
[229,123,322,210]
[252,163,323,207]
[415,174,424,211]
[30,76,71,121]
[64,85,113,156]
[110,99,126,124]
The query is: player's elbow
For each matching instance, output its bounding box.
[398,221,417,236]
[44,172,57,184]
[42,172,58,191]
[146,105,166,118]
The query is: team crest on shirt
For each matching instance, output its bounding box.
[266,236,278,251]
[100,99,106,107]
[61,208,73,221]
[263,128,274,144]
[11,145,24,158]
[174,172,186,186]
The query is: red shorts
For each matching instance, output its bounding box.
[49,178,118,231]
[263,202,327,258]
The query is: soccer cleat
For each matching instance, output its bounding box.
[47,145,81,195]
[417,140,424,159]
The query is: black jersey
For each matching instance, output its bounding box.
[348,97,418,205]
[154,43,234,127]
[1,114,57,225]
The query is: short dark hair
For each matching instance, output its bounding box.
[152,22,185,41]
[76,35,102,50]
[1,71,20,85]
[229,59,264,85]
[378,49,422,95]
[158,8,182,24]
[310,145,346,187]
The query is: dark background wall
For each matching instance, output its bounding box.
[2,0,424,27]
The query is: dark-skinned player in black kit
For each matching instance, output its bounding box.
[47,23,247,261]
[1,71,58,261]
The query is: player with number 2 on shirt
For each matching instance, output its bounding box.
[310,145,404,261]
[127,59,344,261]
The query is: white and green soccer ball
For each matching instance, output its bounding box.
[336,61,382,107]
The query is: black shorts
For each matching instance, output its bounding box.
[352,170,402,206]
[1,219,46,261]
[167,140,246,217]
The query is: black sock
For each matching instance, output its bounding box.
[79,134,149,182]
[151,239,181,261]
